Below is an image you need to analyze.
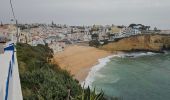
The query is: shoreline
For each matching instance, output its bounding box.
[53,45,160,87]
[82,51,159,88]
[81,54,117,88]
[53,45,113,83]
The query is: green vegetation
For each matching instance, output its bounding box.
[91,34,99,40]
[75,86,104,100]
[16,43,109,100]
[16,43,81,100]
[89,40,109,48]
[89,40,100,47]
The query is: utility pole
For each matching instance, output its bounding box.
[10,0,19,43]
[16,20,19,43]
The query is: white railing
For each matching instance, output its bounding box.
[0,42,23,100]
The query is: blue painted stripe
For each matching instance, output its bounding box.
[4,43,15,100]
[12,52,15,64]
[4,45,14,51]
[5,61,12,100]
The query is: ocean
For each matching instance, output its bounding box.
[83,51,170,100]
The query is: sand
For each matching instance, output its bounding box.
[53,45,111,82]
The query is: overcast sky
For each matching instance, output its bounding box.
[0,0,170,29]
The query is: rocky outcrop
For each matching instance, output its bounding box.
[101,34,170,52]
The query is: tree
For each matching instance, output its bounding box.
[128,24,137,28]
[146,26,150,30]
[89,40,100,47]
[154,27,157,31]
[91,33,99,40]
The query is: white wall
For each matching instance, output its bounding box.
[0,43,23,100]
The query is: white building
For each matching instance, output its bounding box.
[31,38,45,46]
[48,42,65,53]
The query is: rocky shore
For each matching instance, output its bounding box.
[101,34,170,53]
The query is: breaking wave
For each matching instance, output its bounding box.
[82,52,158,88]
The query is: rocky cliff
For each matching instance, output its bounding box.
[101,34,170,52]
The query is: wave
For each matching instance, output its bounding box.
[122,52,157,58]
[81,55,115,88]
[82,52,158,88]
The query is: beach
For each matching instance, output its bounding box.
[53,45,112,82]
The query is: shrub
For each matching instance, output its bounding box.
[89,40,100,47]
[16,43,81,100]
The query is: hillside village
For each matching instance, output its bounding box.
[0,23,168,53]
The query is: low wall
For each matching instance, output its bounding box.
[0,42,23,100]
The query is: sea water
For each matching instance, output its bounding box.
[85,52,170,100]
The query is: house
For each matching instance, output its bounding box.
[0,25,17,42]
[31,38,45,46]
[83,33,92,41]
[48,41,65,53]
[83,27,92,41]
[18,31,32,43]
[108,26,123,39]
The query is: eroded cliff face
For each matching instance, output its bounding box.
[102,34,170,52]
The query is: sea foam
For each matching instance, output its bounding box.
[122,52,156,58]
[82,52,157,88]
[81,54,123,88]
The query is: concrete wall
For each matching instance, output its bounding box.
[0,42,23,100]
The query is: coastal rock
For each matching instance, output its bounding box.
[102,34,170,52]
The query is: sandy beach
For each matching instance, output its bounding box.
[53,45,111,82]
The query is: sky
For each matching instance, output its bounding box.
[0,0,170,29]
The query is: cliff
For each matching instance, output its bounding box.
[101,34,170,52]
